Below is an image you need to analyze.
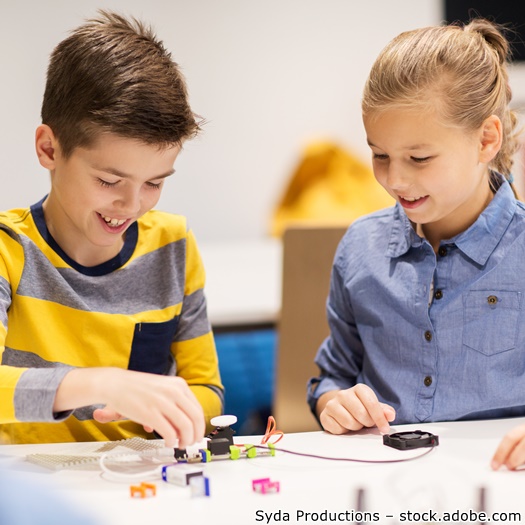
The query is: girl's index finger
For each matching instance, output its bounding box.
[492,438,515,470]
[354,386,391,434]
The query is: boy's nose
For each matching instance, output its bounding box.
[114,188,141,216]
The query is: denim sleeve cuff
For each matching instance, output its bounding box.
[307,375,352,414]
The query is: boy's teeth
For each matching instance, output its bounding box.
[404,196,421,202]
[101,214,126,226]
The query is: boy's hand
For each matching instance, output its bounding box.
[97,370,205,448]
[318,384,395,435]
[491,424,525,471]
[56,368,205,448]
[93,408,162,437]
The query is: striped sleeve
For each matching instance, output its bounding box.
[0,228,73,423]
[172,228,223,426]
[0,229,24,422]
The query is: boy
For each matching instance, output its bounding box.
[0,10,223,446]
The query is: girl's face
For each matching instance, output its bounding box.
[363,108,497,249]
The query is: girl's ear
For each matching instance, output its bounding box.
[35,124,59,170]
[479,115,502,165]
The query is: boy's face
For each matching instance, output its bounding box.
[40,131,181,266]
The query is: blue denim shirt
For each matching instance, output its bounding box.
[308,178,525,424]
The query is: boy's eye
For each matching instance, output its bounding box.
[373,153,389,160]
[411,156,431,163]
[97,178,119,187]
[146,181,162,189]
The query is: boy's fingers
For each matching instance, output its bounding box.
[146,391,204,447]
[165,402,202,447]
[171,378,206,439]
[174,388,206,441]
[156,402,204,448]
[93,407,124,423]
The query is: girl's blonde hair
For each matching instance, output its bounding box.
[362,18,520,177]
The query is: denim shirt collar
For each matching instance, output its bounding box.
[386,176,516,265]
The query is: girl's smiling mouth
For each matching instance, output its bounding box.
[398,195,429,208]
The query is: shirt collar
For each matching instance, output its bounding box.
[30,195,139,276]
[386,176,516,265]
[386,205,425,258]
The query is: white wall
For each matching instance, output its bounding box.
[2,1,523,242]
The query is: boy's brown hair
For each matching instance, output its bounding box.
[41,10,200,158]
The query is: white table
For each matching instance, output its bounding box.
[1,418,524,525]
[199,238,282,329]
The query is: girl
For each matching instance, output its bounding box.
[308,18,524,446]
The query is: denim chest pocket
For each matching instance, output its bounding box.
[463,290,521,355]
[128,317,179,375]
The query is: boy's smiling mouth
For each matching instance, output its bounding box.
[98,213,128,228]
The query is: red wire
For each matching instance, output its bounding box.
[261,415,284,444]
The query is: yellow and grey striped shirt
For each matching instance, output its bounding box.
[0,198,223,444]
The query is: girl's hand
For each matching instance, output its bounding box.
[491,424,525,470]
[318,383,395,435]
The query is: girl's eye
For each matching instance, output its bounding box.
[411,156,431,163]
[373,153,389,160]
[98,178,119,188]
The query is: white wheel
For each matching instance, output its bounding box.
[210,415,238,427]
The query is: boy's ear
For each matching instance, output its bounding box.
[478,114,502,164]
[35,124,59,170]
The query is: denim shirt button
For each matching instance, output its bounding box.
[424,330,432,342]
[424,376,432,387]
[434,290,443,300]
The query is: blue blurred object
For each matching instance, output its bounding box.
[0,469,99,525]
[214,329,277,435]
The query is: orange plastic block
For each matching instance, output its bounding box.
[130,482,157,498]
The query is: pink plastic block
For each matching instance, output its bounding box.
[252,477,280,494]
